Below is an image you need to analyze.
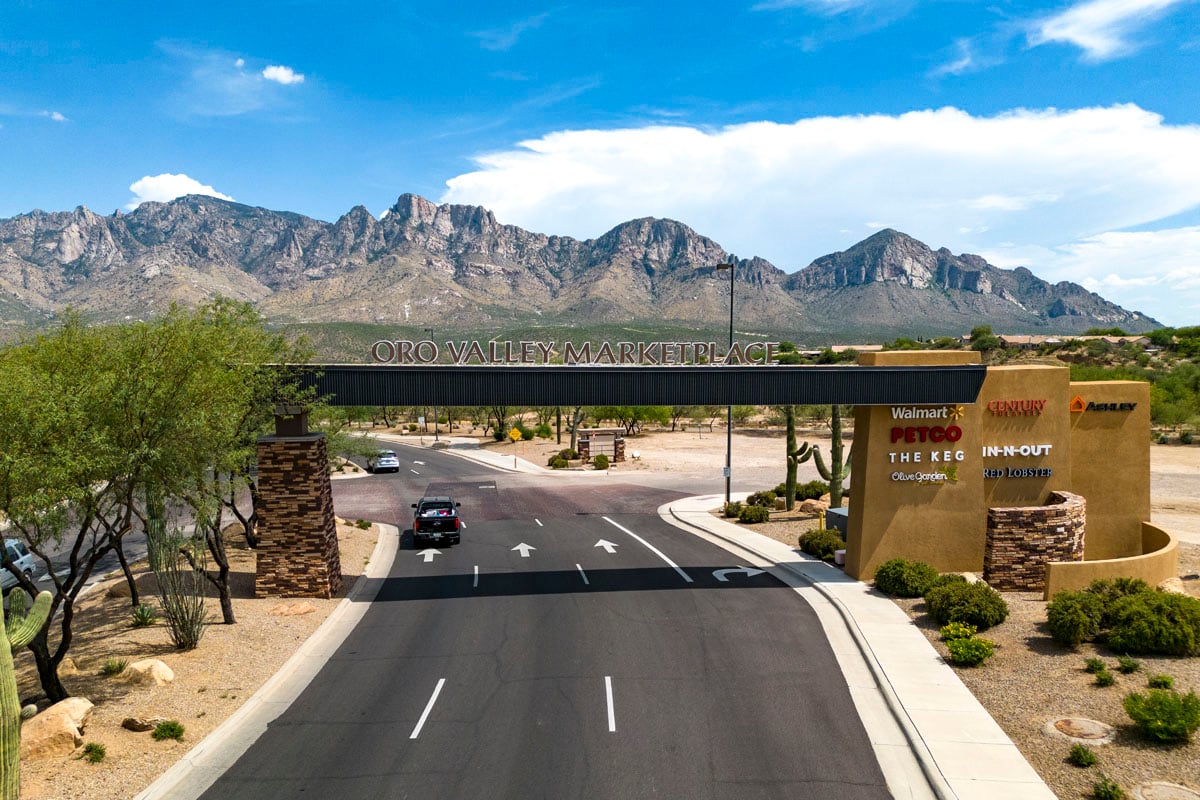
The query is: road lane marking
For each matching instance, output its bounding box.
[605,676,616,732]
[413,460,425,465]
[594,539,618,554]
[535,519,543,527]
[713,567,766,582]
[473,564,479,588]
[410,469,420,475]
[410,678,446,739]
[602,517,693,583]
[418,549,441,563]
[576,564,589,585]
[512,543,535,557]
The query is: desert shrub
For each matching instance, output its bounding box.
[558,448,578,460]
[738,504,770,524]
[1084,657,1107,674]
[1067,743,1098,768]
[493,428,506,441]
[1116,655,1141,674]
[407,423,418,432]
[946,636,994,667]
[923,573,968,597]
[101,658,127,676]
[1106,591,1200,656]
[1123,688,1200,743]
[593,453,610,470]
[151,720,186,741]
[1148,674,1175,690]
[874,558,939,598]
[1095,670,1116,687]
[940,622,977,641]
[549,456,568,469]
[797,480,828,501]
[746,490,776,508]
[354,519,371,530]
[534,422,552,438]
[1047,590,1106,647]
[1182,430,1195,445]
[723,501,743,518]
[1086,578,1152,626]
[80,742,107,763]
[798,528,843,561]
[131,603,157,628]
[1158,434,1169,444]
[1092,774,1125,800]
[924,581,1009,630]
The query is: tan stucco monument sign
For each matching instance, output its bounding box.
[846,351,1176,598]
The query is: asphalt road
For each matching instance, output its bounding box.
[199,446,891,800]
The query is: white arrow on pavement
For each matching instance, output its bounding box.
[594,539,619,554]
[712,567,766,582]
[512,543,536,558]
[419,549,442,563]
[413,460,425,465]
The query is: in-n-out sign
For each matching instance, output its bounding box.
[370,339,783,366]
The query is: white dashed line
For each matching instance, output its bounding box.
[576,563,589,585]
[410,678,446,739]
[473,565,479,588]
[602,516,693,583]
[605,676,616,732]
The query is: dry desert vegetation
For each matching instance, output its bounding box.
[11,427,1200,800]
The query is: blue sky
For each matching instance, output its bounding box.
[3,0,1199,326]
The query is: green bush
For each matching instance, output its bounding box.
[1106,591,1200,656]
[80,742,107,763]
[131,603,157,628]
[874,558,940,598]
[746,490,776,508]
[549,456,568,469]
[1084,657,1107,674]
[1047,590,1106,647]
[101,658,127,676]
[1158,434,1169,444]
[798,528,843,561]
[1123,688,1200,743]
[939,622,977,641]
[1092,774,1125,800]
[151,720,186,742]
[1148,674,1174,690]
[797,480,828,501]
[1086,578,1152,626]
[1182,430,1194,445]
[1067,743,1098,768]
[407,423,418,432]
[558,448,578,460]
[534,422,552,438]
[946,636,994,667]
[923,573,968,596]
[493,428,506,441]
[593,453,610,470]
[354,519,371,529]
[1095,670,1115,687]
[723,501,743,518]
[1116,655,1141,674]
[924,581,1009,630]
[738,504,770,524]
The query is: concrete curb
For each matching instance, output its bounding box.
[132,522,401,800]
[661,500,957,800]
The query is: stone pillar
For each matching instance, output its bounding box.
[984,491,1086,591]
[255,432,343,598]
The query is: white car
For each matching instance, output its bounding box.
[367,450,401,473]
[2,538,36,593]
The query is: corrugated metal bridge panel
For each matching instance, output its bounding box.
[293,364,988,407]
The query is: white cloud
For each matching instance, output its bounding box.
[40,110,67,122]
[471,13,550,51]
[752,0,867,12]
[126,173,234,210]
[443,105,1200,325]
[261,64,305,85]
[1028,0,1190,60]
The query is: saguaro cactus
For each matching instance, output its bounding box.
[796,405,852,508]
[784,405,798,511]
[2,590,52,800]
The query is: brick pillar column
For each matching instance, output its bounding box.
[255,432,343,598]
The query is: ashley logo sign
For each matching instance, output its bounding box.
[1070,396,1137,413]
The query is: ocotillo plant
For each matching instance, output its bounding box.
[2,589,52,800]
[795,405,852,508]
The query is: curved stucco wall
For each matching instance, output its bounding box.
[1042,522,1178,599]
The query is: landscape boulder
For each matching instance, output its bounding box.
[123,658,175,686]
[122,715,168,732]
[20,697,93,759]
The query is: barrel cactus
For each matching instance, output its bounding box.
[3,590,52,800]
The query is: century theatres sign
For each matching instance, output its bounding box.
[370,338,783,366]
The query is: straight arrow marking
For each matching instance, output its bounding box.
[594,539,618,554]
[605,676,616,733]
[602,517,693,583]
[410,678,446,739]
[512,543,535,558]
[419,549,441,563]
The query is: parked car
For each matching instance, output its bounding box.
[2,538,36,593]
[367,450,401,473]
[412,496,462,547]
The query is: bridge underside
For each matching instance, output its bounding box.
[294,364,988,407]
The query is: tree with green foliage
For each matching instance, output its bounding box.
[776,341,804,365]
[969,325,1001,352]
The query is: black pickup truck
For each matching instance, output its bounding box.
[411,496,462,547]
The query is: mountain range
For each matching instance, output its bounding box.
[0,193,1158,343]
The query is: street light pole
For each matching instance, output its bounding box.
[714,258,736,505]
[424,327,439,441]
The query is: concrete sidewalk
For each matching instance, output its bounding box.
[662,494,1056,800]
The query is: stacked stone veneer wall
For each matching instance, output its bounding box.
[984,491,1086,591]
[255,434,343,598]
